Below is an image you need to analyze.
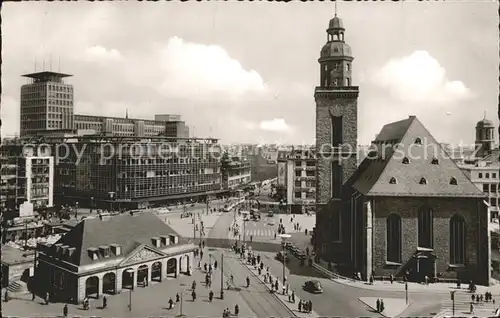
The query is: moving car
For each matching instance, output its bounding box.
[268,220,276,226]
[304,280,323,294]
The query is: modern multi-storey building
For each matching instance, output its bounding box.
[220,154,252,192]
[20,134,222,209]
[277,148,316,213]
[20,71,189,139]
[20,72,75,136]
[0,139,54,219]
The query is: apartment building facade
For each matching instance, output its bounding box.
[220,154,252,191]
[277,149,316,213]
[0,140,54,219]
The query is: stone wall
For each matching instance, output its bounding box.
[370,196,489,284]
[315,93,358,205]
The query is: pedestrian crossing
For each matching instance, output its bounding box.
[441,293,499,316]
[227,229,276,239]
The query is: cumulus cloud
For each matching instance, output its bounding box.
[372,50,472,103]
[83,45,122,62]
[158,37,267,100]
[259,118,290,132]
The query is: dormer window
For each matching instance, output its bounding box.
[414,137,422,145]
[419,178,427,185]
[389,177,397,184]
[402,157,410,164]
[87,247,98,260]
[450,177,457,185]
[431,158,439,165]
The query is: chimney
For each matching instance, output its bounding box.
[160,235,170,246]
[55,243,63,256]
[62,245,69,258]
[68,247,76,258]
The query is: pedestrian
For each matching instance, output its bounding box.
[380,299,385,313]
[246,276,250,288]
[471,294,475,302]
[298,300,302,312]
[308,300,313,313]
[204,263,208,272]
[250,235,253,242]
[200,250,204,259]
[214,261,218,269]
[176,293,180,302]
[192,290,196,301]
[63,304,68,317]
[235,304,239,315]
[286,283,289,295]
[270,276,273,285]
[45,292,50,305]
[169,297,174,309]
[257,255,261,263]
[258,267,262,275]
[102,295,107,309]
[470,302,474,314]
[202,240,205,248]
[264,275,268,283]
[143,277,148,287]
[291,290,295,303]
[209,290,214,302]
[274,280,279,291]
[274,233,277,240]
[376,299,381,312]
[282,284,286,295]
[32,292,36,301]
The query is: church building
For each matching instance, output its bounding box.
[313,13,491,285]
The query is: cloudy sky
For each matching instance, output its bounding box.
[2,1,498,145]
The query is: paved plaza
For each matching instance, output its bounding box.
[3,249,255,318]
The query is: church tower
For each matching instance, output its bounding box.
[315,12,359,208]
[475,114,495,158]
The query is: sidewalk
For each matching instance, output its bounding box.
[239,255,319,318]
[358,297,409,318]
[163,212,224,238]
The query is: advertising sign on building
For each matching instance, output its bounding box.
[278,162,286,185]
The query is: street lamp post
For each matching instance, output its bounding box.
[278,234,291,287]
[405,282,408,304]
[206,197,209,215]
[220,253,224,299]
[75,201,79,218]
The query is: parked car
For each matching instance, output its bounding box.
[304,280,323,294]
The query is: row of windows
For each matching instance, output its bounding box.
[294,191,315,199]
[324,63,350,72]
[295,181,315,188]
[48,92,72,99]
[478,172,497,179]
[48,85,72,93]
[389,177,458,185]
[295,170,315,177]
[324,78,351,87]
[386,211,466,265]
[402,157,440,165]
[483,184,498,193]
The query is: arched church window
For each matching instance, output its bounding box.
[345,78,350,86]
[386,214,402,263]
[346,63,350,71]
[418,206,433,248]
[450,215,466,265]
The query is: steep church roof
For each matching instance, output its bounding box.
[351,116,485,198]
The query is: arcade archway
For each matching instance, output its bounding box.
[121,268,135,289]
[151,262,162,282]
[102,272,116,294]
[137,265,149,287]
[180,255,190,274]
[85,276,99,299]
[167,258,177,278]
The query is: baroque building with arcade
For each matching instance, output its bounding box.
[35,212,196,303]
[313,13,491,285]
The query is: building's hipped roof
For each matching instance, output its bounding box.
[350,116,485,198]
[52,212,184,266]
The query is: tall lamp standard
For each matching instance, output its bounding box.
[220,253,224,299]
[75,201,79,219]
[278,234,291,287]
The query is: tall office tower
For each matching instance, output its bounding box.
[20,71,74,137]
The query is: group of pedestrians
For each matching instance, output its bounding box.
[167,293,181,310]
[376,298,385,313]
[471,292,495,304]
[298,299,313,313]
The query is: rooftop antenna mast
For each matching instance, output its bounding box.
[334,0,337,17]
[484,110,487,120]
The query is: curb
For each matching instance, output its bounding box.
[238,255,319,318]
